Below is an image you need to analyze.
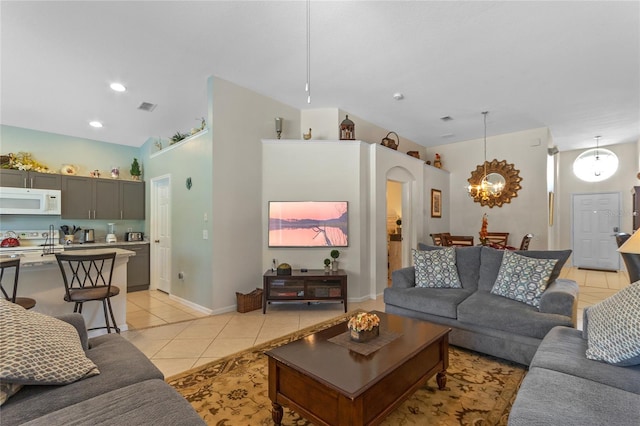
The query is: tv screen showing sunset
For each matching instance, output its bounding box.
[268,201,348,247]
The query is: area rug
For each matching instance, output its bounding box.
[168,314,527,425]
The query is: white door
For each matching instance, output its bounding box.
[572,192,620,271]
[151,176,171,293]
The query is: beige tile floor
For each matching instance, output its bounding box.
[122,267,630,378]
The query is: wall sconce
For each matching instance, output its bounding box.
[275,117,283,139]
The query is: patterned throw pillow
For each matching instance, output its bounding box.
[490,250,557,308]
[0,299,99,388]
[413,247,462,288]
[585,281,640,366]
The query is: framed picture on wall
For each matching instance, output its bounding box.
[431,189,442,218]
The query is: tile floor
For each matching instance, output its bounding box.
[122,267,630,378]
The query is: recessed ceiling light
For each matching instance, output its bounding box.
[392,92,404,100]
[110,82,126,92]
[89,121,103,128]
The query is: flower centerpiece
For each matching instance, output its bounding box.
[479,213,488,246]
[348,312,380,343]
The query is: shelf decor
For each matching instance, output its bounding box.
[348,312,380,343]
[340,115,355,140]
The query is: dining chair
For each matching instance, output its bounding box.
[430,233,450,246]
[443,235,474,246]
[486,232,510,248]
[55,251,121,333]
[0,258,36,310]
[519,234,534,251]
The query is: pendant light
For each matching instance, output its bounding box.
[572,136,619,183]
[467,112,503,200]
[305,0,311,104]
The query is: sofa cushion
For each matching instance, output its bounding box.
[585,281,640,366]
[384,287,473,319]
[509,367,640,426]
[21,379,205,426]
[1,333,164,424]
[531,326,640,394]
[457,292,573,339]
[414,244,481,291]
[478,247,571,292]
[490,250,557,308]
[0,299,99,386]
[413,247,461,288]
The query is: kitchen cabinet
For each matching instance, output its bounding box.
[61,176,144,220]
[0,169,61,189]
[66,243,150,292]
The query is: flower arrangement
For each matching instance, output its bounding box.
[479,213,488,245]
[348,312,380,332]
[2,152,52,173]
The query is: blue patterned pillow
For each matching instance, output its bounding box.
[413,247,461,288]
[490,250,557,308]
[585,281,640,366]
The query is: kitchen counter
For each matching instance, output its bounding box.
[65,240,150,248]
[1,249,135,336]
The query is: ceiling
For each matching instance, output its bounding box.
[1,1,638,151]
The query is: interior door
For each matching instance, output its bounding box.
[151,176,171,293]
[572,192,620,271]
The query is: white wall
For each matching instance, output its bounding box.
[427,127,551,250]
[557,142,639,256]
[423,165,451,242]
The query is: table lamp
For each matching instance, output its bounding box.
[617,230,640,283]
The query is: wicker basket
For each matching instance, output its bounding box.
[236,288,263,313]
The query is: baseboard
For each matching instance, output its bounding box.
[169,293,214,315]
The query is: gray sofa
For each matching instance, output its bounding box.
[1,314,204,426]
[384,245,579,366]
[509,312,640,425]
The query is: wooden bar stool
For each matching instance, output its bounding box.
[0,258,36,310]
[55,252,121,334]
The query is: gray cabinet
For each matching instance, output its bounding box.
[0,169,61,189]
[61,176,144,220]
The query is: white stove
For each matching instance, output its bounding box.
[0,229,64,257]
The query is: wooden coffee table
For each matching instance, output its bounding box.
[266,311,450,425]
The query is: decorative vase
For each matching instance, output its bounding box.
[332,260,339,272]
[350,326,379,343]
[324,265,330,273]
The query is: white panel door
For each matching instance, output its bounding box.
[151,176,171,293]
[572,192,620,270]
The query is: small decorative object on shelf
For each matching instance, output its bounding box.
[330,249,340,272]
[90,169,100,178]
[434,153,442,169]
[380,131,399,150]
[323,258,331,273]
[340,115,355,140]
[2,152,52,173]
[407,151,420,159]
[277,263,292,276]
[170,131,189,145]
[130,158,141,181]
[154,138,163,151]
[348,312,380,343]
[275,117,283,139]
[60,164,77,175]
[191,117,207,135]
[110,166,119,179]
[303,128,312,140]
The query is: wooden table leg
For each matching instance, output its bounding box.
[436,370,447,390]
[272,402,283,425]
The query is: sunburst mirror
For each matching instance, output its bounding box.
[468,159,522,208]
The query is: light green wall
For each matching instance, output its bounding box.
[0,125,143,236]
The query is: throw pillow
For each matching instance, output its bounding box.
[413,247,462,288]
[585,281,640,366]
[490,250,558,308]
[0,299,99,386]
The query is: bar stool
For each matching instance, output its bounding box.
[55,252,121,333]
[0,258,36,309]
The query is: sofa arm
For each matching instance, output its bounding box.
[391,267,416,289]
[55,313,89,350]
[539,278,579,321]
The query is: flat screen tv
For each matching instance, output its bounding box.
[268,201,348,247]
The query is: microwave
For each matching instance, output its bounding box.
[0,187,62,215]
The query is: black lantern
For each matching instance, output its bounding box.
[340,115,355,140]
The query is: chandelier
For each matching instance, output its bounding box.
[468,112,504,200]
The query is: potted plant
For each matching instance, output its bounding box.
[330,249,340,272]
[348,312,380,342]
[323,258,331,273]
[130,158,141,181]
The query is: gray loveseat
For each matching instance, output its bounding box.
[384,245,579,366]
[1,314,204,426]
[509,311,640,425]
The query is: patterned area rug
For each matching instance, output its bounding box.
[168,314,527,425]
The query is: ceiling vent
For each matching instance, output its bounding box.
[137,102,157,112]
[440,116,453,122]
